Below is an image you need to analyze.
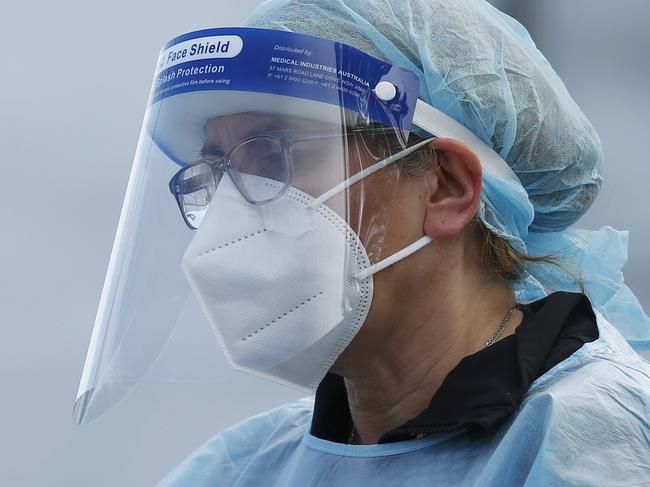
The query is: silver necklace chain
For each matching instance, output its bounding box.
[347,304,520,444]
[484,305,519,348]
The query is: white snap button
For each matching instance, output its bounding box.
[374,81,397,102]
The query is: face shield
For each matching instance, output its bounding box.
[74,27,523,425]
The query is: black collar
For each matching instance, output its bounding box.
[310,292,598,444]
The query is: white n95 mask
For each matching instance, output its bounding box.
[181,145,433,392]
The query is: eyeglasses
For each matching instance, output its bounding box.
[169,128,402,230]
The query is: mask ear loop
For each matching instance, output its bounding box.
[356,236,432,280]
[309,137,436,208]
[307,136,437,280]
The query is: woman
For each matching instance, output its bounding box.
[148,0,650,484]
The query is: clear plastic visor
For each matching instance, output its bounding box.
[73,89,414,424]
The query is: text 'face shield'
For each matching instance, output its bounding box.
[74,27,421,424]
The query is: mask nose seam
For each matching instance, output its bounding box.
[197,229,268,257]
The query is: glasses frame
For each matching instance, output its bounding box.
[168,127,405,230]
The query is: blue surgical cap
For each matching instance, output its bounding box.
[245,0,650,353]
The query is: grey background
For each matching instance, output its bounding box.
[1,1,648,485]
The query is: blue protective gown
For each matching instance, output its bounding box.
[158,313,650,486]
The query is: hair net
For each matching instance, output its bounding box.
[244,0,650,353]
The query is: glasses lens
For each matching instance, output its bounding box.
[230,137,288,202]
[178,162,218,228]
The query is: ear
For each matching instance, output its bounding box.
[423,138,483,240]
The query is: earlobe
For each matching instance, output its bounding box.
[422,138,483,240]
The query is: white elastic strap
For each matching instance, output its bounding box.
[309,98,521,281]
[310,137,436,208]
[307,136,437,282]
[413,99,522,185]
[356,235,433,280]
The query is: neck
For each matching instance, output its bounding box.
[330,258,521,444]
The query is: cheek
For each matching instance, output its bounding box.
[377,177,429,260]
[291,153,348,198]
[336,167,412,264]
[317,145,427,264]
[319,180,389,263]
